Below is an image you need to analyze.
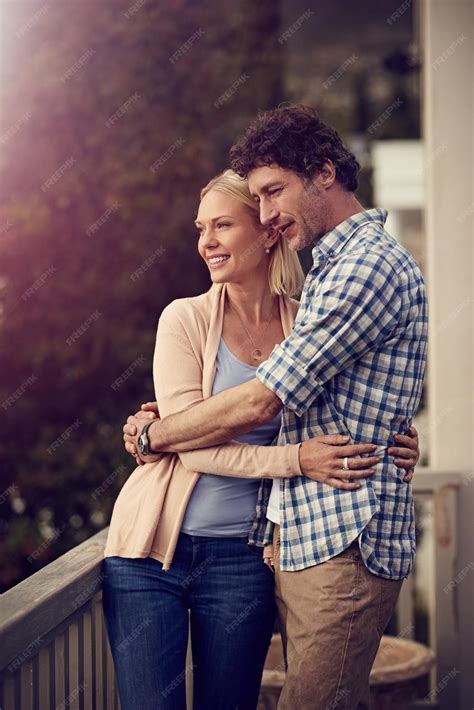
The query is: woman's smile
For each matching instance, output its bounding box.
[207,254,231,269]
[207,254,230,269]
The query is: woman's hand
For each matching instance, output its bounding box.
[299,426,421,490]
[123,402,161,466]
[298,435,380,490]
[387,425,420,482]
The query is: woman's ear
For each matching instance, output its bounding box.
[265,225,281,248]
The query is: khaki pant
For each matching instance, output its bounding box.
[272,524,403,710]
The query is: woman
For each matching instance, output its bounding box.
[102,170,419,710]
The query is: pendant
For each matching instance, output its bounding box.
[252,349,262,360]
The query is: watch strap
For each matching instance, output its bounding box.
[141,420,159,455]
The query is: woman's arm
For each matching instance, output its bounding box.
[180,439,301,479]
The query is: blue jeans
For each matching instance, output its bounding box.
[102,533,276,710]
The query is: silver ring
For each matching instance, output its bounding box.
[342,456,350,471]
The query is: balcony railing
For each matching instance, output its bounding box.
[0,470,461,709]
[0,528,118,710]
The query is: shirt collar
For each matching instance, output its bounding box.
[311,208,388,263]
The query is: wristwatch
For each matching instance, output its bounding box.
[137,421,159,456]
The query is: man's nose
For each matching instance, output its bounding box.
[259,200,279,226]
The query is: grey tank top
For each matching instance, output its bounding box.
[180,337,282,537]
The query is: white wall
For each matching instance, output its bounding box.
[421,0,474,707]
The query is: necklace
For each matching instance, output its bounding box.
[229,299,275,362]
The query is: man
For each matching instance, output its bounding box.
[124,105,428,708]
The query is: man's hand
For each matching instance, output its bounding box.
[299,435,380,490]
[388,425,420,482]
[123,402,161,466]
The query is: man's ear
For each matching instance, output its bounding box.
[318,159,336,188]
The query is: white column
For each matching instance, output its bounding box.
[421,2,473,709]
[422,0,473,471]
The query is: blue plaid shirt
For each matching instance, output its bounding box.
[248,208,428,579]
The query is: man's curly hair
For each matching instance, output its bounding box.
[229,105,360,192]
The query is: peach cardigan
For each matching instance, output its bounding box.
[103,282,302,570]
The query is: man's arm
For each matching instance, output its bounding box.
[146,251,401,453]
[255,250,403,418]
[144,299,283,454]
[147,377,282,452]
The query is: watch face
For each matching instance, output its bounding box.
[137,435,145,454]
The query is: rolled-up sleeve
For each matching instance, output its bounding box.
[256,251,402,417]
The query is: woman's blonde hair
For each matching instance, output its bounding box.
[199,169,305,298]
